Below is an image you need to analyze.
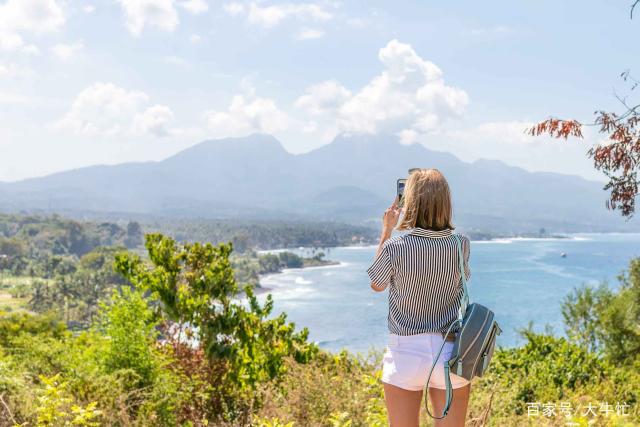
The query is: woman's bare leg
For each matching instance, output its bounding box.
[383,382,423,427]
[427,383,471,427]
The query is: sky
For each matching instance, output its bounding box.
[1,0,639,182]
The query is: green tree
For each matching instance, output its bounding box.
[124,221,143,249]
[0,237,25,257]
[277,252,303,268]
[98,287,161,390]
[562,258,640,364]
[114,234,318,396]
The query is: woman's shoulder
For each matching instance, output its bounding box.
[455,233,471,242]
[382,235,405,249]
[454,233,471,253]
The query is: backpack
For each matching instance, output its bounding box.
[425,234,502,419]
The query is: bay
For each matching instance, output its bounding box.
[257,233,640,354]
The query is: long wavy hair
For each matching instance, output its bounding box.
[397,168,454,231]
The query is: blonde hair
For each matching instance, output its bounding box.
[397,168,454,231]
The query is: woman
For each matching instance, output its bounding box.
[367,168,471,427]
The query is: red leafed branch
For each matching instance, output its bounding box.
[528,5,640,218]
[529,113,640,217]
[528,118,584,139]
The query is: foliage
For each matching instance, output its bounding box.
[0,213,140,259]
[97,287,161,390]
[561,283,612,353]
[530,113,639,217]
[0,304,184,425]
[33,374,102,427]
[255,351,386,426]
[562,258,640,364]
[233,250,333,290]
[529,0,640,217]
[2,211,640,426]
[0,311,67,348]
[27,247,127,324]
[151,218,377,251]
[490,330,606,405]
[529,6,640,218]
[114,233,318,419]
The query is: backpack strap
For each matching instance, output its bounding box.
[424,318,461,419]
[455,234,470,322]
[424,234,469,419]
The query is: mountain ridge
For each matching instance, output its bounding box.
[0,133,634,233]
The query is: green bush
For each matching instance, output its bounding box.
[562,258,640,364]
[98,287,161,390]
[2,225,640,426]
[114,234,318,422]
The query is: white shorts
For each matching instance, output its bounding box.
[381,332,471,391]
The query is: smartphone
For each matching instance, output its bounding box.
[397,179,407,207]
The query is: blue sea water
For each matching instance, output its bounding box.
[257,234,640,355]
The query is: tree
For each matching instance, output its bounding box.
[529,5,640,217]
[530,112,639,217]
[114,234,317,396]
[124,221,143,248]
[561,258,640,364]
[98,287,161,390]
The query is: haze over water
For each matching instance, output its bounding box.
[258,234,640,354]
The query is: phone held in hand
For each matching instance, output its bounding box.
[397,179,407,207]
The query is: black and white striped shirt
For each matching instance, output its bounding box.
[366,228,471,336]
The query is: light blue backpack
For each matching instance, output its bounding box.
[425,234,502,419]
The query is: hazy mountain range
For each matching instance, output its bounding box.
[0,133,637,233]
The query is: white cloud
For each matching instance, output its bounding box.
[178,0,208,14]
[419,120,601,179]
[296,28,324,40]
[0,32,22,50]
[468,25,511,37]
[0,62,29,78]
[134,105,174,137]
[204,90,289,137]
[163,55,189,67]
[447,121,540,145]
[0,92,32,104]
[83,5,96,14]
[346,17,368,28]
[115,0,179,36]
[295,39,468,139]
[189,33,202,44]
[0,0,63,55]
[223,2,244,16]
[294,80,351,115]
[226,2,332,29]
[55,82,174,138]
[50,40,84,60]
[0,0,65,34]
[0,32,39,54]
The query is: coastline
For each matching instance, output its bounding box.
[252,232,638,295]
[254,260,347,295]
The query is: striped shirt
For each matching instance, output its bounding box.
[366,228,471,336]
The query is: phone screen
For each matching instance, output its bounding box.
[397,179,406,207]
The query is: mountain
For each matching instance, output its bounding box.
[0,133,636,233]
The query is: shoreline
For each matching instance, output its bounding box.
[252,232,639,295]
[254,260,348,295]
[251,232,623,295]
[257,233,596,254]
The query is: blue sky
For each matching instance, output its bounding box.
[0,0,638,182]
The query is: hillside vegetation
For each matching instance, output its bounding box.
[0,214,638,425]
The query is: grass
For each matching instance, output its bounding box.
[0,273,48,312]
[0,295,29,311]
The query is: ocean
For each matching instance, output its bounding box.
[257,233,640,354]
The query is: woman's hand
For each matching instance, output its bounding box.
[381,197,402,237]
